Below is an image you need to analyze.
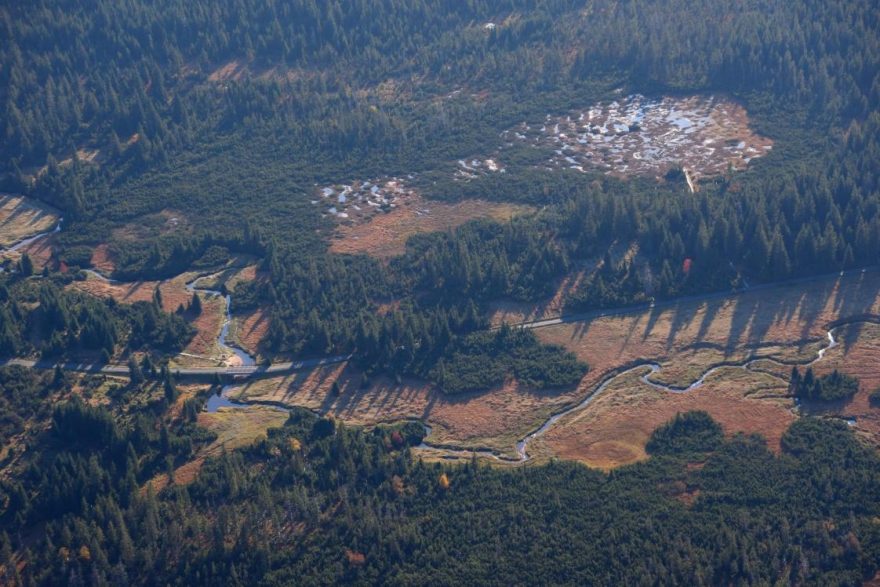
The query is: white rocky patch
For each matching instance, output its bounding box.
[500,94,772,182]
[317,177,417,224]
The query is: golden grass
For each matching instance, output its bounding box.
[89,243,116,274]
[230,307,270,356]
[329,194,533,258]
[148,406,288,491]
[220,271,880,465]
[0,194,60,248]
[69,274,160,304]
[528,270,880,467]
[228,362,577,458]
[531,366,792,469]
[801,322,880,445]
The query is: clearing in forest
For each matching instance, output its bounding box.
[529,269,880,468]
[224,362,578,458]
[328,188,532,258]
[316,177,417,223]
[502,94,772,183]
[0,194,60,248]
[110,209,191,243]
[149,403,288,490]
[225,269,880,465]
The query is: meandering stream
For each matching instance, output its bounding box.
[0,219,863,459]
[0,218,63,271]
[185,273,257,368]
[211,320,854,464]
[1,218,259,377]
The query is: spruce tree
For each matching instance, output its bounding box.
[190,292,202,316]
[128,356,144,385]
[18,254,33,277]
[163,369,177,403]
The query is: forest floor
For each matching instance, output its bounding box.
[0,194,60,248]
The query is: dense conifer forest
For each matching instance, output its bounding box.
[2,0,880,584]
[1,370,878,585]
[3,0,880,381]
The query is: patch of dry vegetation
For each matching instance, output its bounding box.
[531,366,793,470]
[110,210,190,243]
[800,321,880,444]
[228,362,578,457]
[68,274,160,304]
[206,58,312,83]
[1,234,57,272]
[89,243,116,274]
[195,260,263,292]
[330,192,533,258]
[219,270,880,464]
[528,270,880,467]
[536,269,880,393]
[0,194,60,248]
[176,294,227,363]
[149,406,288,491]
[230,307,271,356]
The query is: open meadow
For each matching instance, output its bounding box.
[214,269,880,465]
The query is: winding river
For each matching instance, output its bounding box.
[185,273,257,368]
[0,218,863,459]
[211,319,854,464]
[1,219,258,377]
[8,218,63,252]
